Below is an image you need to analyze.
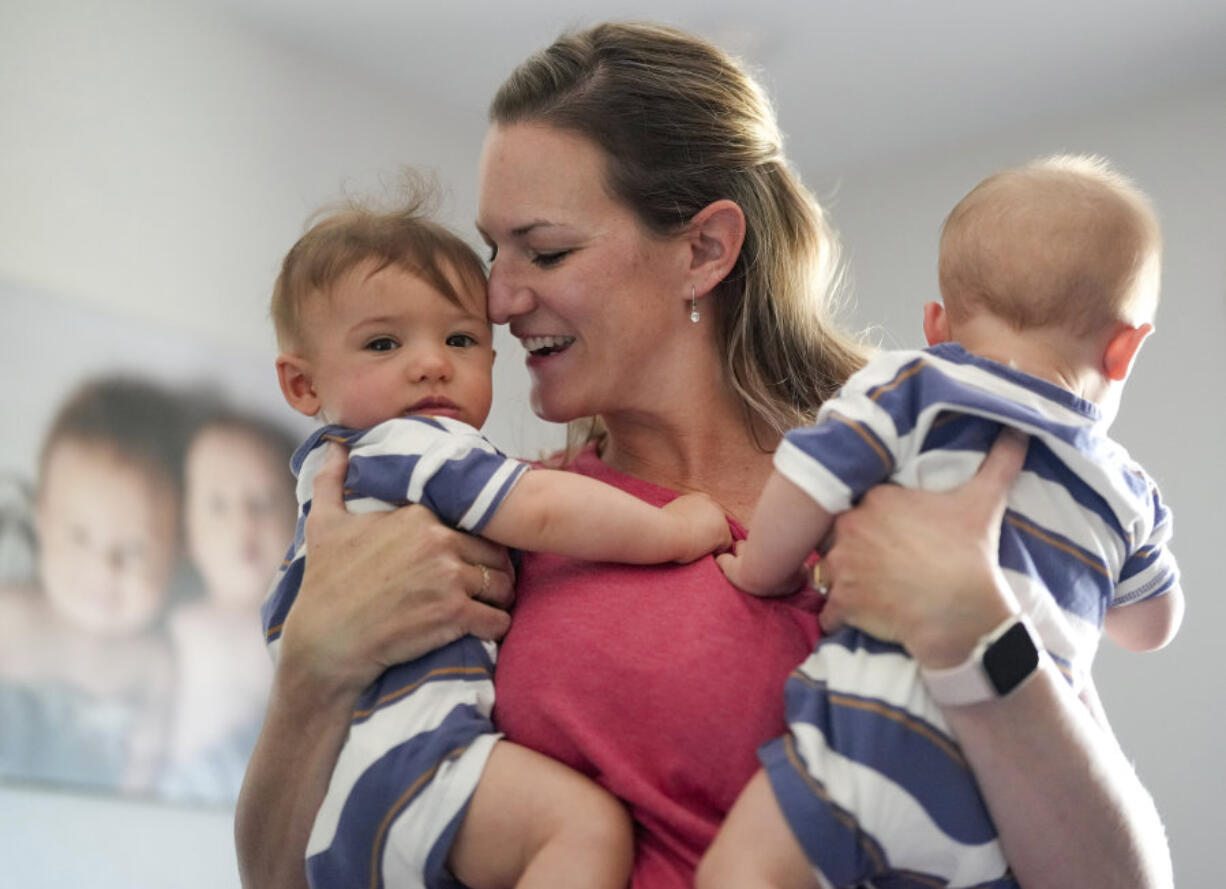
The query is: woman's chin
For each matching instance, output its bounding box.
[528,389,588,426]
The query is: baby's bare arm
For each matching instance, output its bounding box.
[718,470,834,597]
[1105,588,1185,652]
[480,469,731,564]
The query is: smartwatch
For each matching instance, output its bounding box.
[921,613,1043,707]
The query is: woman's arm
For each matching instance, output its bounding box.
[234,445,515,889]
[819,431,1173,889]
[234,665,355,889]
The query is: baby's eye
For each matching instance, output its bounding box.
[365,337,399,352]
[446,333,479,348]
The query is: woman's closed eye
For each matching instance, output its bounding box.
[531,249,571,268]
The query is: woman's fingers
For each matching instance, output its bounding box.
[964,427,1028,524]
[305,442,351,532]
[284,470,516,689]
[367,510,514,648]
[288,440,517,680]
[818,426,1029,658]
[454,534,516,609]
[458,597,513,646]
[817,591,847,635]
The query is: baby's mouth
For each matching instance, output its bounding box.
[405,396,461,417]
[522,335,575,357]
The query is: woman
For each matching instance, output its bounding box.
[236,23,1172,889]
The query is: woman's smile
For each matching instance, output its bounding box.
[520,335,575,357]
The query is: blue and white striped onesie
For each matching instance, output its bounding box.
[261,416,528,889]
[761,342,1179,889]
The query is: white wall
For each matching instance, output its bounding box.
[815,84,1226,888]
[0,0,558,481]
[2,0,1220,885]
[0,1,553,887]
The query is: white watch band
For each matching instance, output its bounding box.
[920,613,1043,707]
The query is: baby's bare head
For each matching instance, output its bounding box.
[939,155,1161,338]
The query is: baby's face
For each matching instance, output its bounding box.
[185,426,297,610]
[37,441,179,636]
[301,261,495,430]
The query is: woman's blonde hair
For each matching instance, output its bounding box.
[490,22,868,452]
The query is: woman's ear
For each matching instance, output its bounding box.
[686,199,747,296]
[275,354,322,418]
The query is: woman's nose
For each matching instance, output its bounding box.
[486,261,535,324]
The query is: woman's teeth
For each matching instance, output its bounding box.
[522,335,575,356]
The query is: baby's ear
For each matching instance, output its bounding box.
[1103,323,1153,381]
[922,301,951,346]
[275,354,322,417]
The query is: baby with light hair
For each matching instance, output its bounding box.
[263,180,732,889]
[703,155,1184,889]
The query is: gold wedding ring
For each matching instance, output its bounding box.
[477,563,490,597]
[813,562,830,596]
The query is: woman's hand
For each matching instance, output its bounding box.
[818,428,1027,667]
[278,443,517,697]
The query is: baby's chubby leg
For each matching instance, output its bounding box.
[696,770,823,889]
[448,741,633,889]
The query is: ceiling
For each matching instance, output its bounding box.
[209,0,1226,178]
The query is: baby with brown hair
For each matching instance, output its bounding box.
[706,155,1184,889]
[262,180,731,889]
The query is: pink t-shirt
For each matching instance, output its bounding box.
[494,448,823,889]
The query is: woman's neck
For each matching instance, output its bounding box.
[598,390,777,525]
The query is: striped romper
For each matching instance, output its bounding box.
[762,342,1179,888]
[262,417,527,889]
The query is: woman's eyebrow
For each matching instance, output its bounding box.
[511,220,556,237]
[476,220,558,241]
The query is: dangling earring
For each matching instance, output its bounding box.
[689,287,700,323]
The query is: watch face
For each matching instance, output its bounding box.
[984,620,1040,696]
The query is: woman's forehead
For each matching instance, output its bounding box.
[477,123,612,229]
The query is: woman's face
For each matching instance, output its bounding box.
[477,123,689,424]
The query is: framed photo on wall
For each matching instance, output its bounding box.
[0,281,308,807]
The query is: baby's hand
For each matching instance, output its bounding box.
[663,492,732,563]
[717,541,810,597]
[716,544,749,590]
